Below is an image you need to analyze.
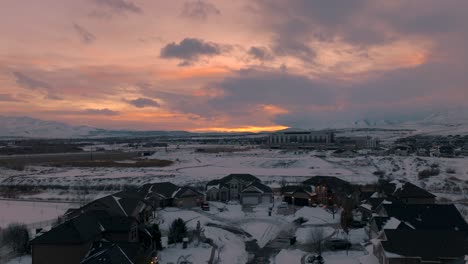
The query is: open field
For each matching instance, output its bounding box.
[0,144,467,203]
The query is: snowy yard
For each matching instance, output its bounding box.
[204,226,248,264]
[240,220,282,248]
[0,200,71,228]
[287,207,341,225]
[159,243,212,264]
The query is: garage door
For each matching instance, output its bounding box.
[242,196,258,205]
[261,195,271,204]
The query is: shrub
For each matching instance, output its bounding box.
[1,223,30,254]
[418,168,440,179]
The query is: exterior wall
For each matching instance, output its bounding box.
[32,243,93,264]
[206,188,219,201]
[175,196,199,208]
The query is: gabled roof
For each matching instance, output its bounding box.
[206,174,260,189]
[242,181,272,194]
[82,194,146,218]
[173,186,203,198]
[139,182,179,199]
[382,180,435,199]
[380,204,467,232]
[382,230,465,261]
[302,176,352,189]
[81,240,140,264]
[32,212,102,245]
[281,185,315,196]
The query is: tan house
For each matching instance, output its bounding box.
[239,181,273,205]
[206,174,261,202]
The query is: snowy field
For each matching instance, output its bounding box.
[0,200,72,228]
[1,143,468,204]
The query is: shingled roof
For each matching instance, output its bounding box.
[382,229,465,261]
[81,240,140,264]
[206,174,260,189]
[139,182,179,199]
[380,203,467,232]
[32,211,136,245]
[383,180,436,199]
[241,181,272,194]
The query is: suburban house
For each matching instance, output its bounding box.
[138,182,180,208]
[172,186,204,208]
[373,203,467,235]
[205,174,261,202]
[281,185,317,206]
[302,176,355,205]
[65,192,153,224]
[371,229,465,264]
[31,210,154,264]
[138,182,204,208]
[239,181,273,205]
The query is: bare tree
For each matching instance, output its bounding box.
[308,227,326,256]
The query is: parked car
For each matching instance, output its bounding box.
[326,239,351,250]
[278,202,288,208]
[201,202,210,211]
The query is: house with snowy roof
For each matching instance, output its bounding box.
[65,191,153,224]
[370,229,466,264]
[139,182,204,209]
[31,210,154,264]
[206,174,272,205]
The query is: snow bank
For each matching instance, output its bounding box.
[288,207,341,225]
[295,226,335,244]
[204,226,248,264]
[271,249,306,264]
[159,243,212,264]
[241,221,281,248]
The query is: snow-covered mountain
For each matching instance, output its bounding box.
[0,116,98,138]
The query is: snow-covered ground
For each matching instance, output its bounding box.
[159,243,212,264]
[204,225,248,264]
[5,256,31,264]
[0,200,72,228]
[2,144,468,204]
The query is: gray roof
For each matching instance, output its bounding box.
[242,181,272,194]
[382,230,465,261]
[81,241,140,264]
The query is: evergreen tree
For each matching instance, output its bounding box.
[168,218,187,244]
[151,224,163,250]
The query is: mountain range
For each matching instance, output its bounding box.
[1,111,468,138]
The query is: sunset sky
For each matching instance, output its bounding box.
[1,0,467,132]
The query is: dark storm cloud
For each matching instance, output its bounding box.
[13,71,53,90]
[144,68,336,119]
[0,94,22,102]
[248,46,273,61]
[125,97,160,108]
[93,0,142,14]
[72,23,96,44]
[82,108,120,116]
[181,0,220,20]
[160,38,226,66]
